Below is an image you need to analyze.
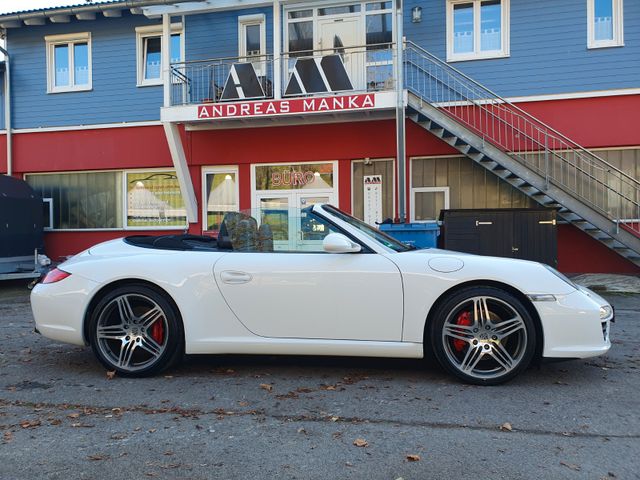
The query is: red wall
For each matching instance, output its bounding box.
[1,94,639,272]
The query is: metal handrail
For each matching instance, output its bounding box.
[403,40,640,234]
[405,40,640,188]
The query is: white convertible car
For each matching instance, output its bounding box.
[31,204,612,385]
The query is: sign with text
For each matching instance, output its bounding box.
[161,91,400,123]
[364,175,383,226]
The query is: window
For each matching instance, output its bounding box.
[136,24,183,86]
[26,169,187,230]
[446,0,509,61]
[126,171,187,228]
[45,33,92,93]
[588,0,624,48]
[26,172,123,229]
[203,167,239,232]
[238,14,266,76]
[411,187,450,222]
[365,2,394,90]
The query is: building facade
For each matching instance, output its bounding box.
[0,0,638,273]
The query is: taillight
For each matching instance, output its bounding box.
[41,268,71,284]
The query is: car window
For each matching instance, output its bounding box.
[218,209,341,253]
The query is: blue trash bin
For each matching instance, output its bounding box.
[379,223,440,249]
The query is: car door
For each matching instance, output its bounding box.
[213,250,403,341]
[214,252,402,341]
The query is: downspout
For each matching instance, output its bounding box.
[394,0,405,222]
[0,40,11,176]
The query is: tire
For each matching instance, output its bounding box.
[429,286,536,386]
[88,284,184,377]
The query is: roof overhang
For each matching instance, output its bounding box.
[0,0,201,28]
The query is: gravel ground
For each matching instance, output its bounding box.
[0,280,639,480]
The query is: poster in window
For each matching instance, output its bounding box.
[364,175,383,226]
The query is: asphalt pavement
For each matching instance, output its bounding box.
[0,280,639,480]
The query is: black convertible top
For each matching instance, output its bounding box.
[124,234,221,251]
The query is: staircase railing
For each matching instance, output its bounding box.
[404,40,640,237]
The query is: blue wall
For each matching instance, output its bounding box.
[405,0,640,97]
[3,1,639,129]
[186,7,273,61]
[8,12,164,129]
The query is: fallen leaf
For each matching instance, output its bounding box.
[87,454,109,461]
[406,454,421,462]
[353,438,368,448]
[238,401,249,407]
[67,413,80,419]
[20,420,41,429]
[330,416,339,422]
[49,419,62,426]
[297,427,307,435]
[164,451,174,456]
[3,431,13,443]
[164,375,174,379]
[148,428,157,433]
[106,370,116,380]
[499,422,513,432]
[321,385,337,391]
[560,461,581,471]
[259,383,273,392]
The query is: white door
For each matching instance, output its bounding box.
[256,192,334,251]
[213,242,404,342]
[318,17,364,91]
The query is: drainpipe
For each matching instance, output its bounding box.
[394,0,405,222]
[0,40,11,177]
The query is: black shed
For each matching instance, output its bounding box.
[0,176,45,275]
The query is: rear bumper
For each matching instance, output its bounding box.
[535,288,611,359]
[30,275,98,346]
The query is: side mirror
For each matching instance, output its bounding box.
[323,233,362,253]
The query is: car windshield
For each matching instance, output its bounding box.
[322,205,413,252]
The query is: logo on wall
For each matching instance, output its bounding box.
[285,54,354,96]
[221,63,266,101]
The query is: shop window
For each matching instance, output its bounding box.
[45,33,92,93]
[446,0,510,62]
[588,0,624,49]
[26,172,123,229]
[136,24,183,86]
[126,171,187,228]
[203,168,239,232]
[254,163,334,191]
[411,187,450,222]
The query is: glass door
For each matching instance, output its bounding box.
[256,195,293,251]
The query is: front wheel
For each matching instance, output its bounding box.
[430,287,537,385]
[88,285,184,377]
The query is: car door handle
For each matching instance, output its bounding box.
[220,271,253,285]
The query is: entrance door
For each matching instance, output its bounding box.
[318,17,363,91]
[256,192,334,251]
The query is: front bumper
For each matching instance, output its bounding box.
[534,287,612,359]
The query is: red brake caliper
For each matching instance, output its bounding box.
[453,311,472,352]
[150,320,164,345]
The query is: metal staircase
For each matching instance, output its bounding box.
[403,40,640,266]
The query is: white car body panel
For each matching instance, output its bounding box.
[30,204,612,363]
[213,252,403,341]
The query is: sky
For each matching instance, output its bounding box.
[0,0,117,15]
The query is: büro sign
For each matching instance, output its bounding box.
[197,93,376,120]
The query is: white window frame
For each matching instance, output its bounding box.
[202,166,240,233]
[135,23,184,87]
[45,32,92,93]
[239,14,266,59]
[446,0,510,62]
[587,0,624,49]
[410,187,450,223]
[42,198,53,231]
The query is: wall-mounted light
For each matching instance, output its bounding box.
[412,6,422,23]
[224,174,232,181]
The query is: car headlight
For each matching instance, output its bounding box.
[599,305,613,320]
[543,264,578,290]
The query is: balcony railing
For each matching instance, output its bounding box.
[169,43,395,107]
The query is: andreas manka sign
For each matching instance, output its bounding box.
[161,92,399,123]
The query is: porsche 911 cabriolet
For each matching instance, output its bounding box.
[31,204,612,385]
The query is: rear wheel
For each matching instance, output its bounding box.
[430,287,536,385]
[88,285,184,377]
